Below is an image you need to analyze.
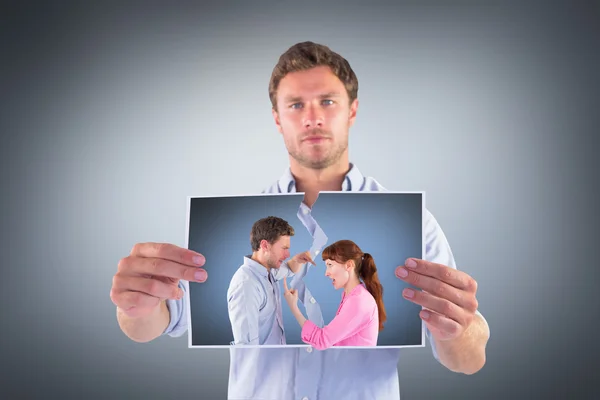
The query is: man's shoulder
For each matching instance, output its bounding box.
[231,264,255,279]
[261,181,280,194]
[228,264,259,288]
[362,175,387,192]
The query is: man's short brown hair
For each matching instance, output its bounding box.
[250,216,295,251]
[268,41,359,110]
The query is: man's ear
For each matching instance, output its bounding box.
[260,239,269,252]
[348,98,359,128]
[272,107,283,134]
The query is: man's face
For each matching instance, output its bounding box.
[264,235,291,269]
[272,65,358,170]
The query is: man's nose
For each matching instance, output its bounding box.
[303,105,324,129]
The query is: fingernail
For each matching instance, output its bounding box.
[176,288,183,299]
[421,311,430,319]
[406,259,417,268]
[195,269,207,281]
[193,255,205,265]
[403,288,414,298]
[396,267,408,278]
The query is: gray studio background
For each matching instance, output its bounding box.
[2,1,599,399]
[188,192,422,346]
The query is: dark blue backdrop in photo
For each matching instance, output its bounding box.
[188,192,423,346]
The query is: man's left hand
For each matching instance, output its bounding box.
[395,258,479,342]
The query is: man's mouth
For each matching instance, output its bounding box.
[303,136,327,144]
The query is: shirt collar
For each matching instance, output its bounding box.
[277,162,366,193]
[243,256,271,278]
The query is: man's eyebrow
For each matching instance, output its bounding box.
[319,92,342,98]
[283,95,303,103]
[283,92,342,103]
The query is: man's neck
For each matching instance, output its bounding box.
[290,158,350,208]
[250,253,270,273]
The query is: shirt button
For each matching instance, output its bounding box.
[310,297,316,304]
[302,397,309,400]
[306,347,313,353]
[314,250,319,255]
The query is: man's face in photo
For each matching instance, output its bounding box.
[264,235,291,270]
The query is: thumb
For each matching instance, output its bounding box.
[304,251,316,265]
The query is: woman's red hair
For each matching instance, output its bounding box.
[321,239,387,331]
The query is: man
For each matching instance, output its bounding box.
[227,216,315,346]
[111,41,490,399]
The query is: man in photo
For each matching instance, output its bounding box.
[227,216,315,345]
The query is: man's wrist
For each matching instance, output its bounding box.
[287,259,297,273]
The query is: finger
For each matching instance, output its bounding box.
[119,256,208,283]
[402,258,477,292]
[111,288,162,312]
[395,267,478,312]
[402,288,469,326]
[420,309,461,339]
[113,274,183,300]
[304,251,316,265]
[130,242,206,267]
[396,265,479,312]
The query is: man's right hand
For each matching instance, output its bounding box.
[111,242,208,319]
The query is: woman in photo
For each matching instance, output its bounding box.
[283,239,387,350]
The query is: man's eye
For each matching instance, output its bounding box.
[290,103,302,109]
[322,100,334,105]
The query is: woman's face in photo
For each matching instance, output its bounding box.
[324,258,351,290]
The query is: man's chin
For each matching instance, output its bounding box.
[299,157,334,170]
[290,151,331,168]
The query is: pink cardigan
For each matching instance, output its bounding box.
[301,283,379,350]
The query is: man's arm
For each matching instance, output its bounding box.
[227,277,263,345]
[272,251,315,281]
[272,261,295,281]
[117,300,171,343]
[400,209,489,374]
[111,243,205,343]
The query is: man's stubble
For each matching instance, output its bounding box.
[284,128,349,170]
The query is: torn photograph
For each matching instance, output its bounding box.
[185,191,425,349]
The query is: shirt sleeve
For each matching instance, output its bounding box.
[300,294,374,350]
[227,277,263,345]
[271,261,295,281]
[423,208,489,361]
[163,280,188,337]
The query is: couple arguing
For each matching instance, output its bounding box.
[226,214,387,350]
